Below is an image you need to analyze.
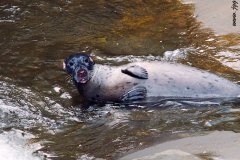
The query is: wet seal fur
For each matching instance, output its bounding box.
[63,53,240,103]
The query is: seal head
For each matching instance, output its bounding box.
[63,53,95,84]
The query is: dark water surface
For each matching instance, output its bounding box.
[1,0,240,159]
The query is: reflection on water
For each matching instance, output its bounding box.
[0,0,240,159]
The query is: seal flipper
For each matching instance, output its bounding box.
[121,65,148,79]
[121,86,147,101]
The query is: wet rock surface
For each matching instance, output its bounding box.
[121,131,240,160]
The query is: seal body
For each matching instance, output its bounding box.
[63,53,240,103]
[76,62,240,102]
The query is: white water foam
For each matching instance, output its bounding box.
[0,78,80,130]
[0,129,43,160]
[93,48,194,64]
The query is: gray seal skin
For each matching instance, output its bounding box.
[63,53,240,103]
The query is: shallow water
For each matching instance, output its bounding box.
[0,0,240,159]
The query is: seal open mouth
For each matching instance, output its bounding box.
[75,67,88,84]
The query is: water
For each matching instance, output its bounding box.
[0,0,240,159]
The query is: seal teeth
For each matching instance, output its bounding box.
[80,79,87,83]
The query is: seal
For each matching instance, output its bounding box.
[63,53,240,103]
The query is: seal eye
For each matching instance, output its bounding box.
[85,59,89,63]
[69,62,74,66]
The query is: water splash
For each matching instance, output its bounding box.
[0,129,43,160]
[93,48,194,64]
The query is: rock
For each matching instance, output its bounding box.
[120,131,240,160]
[121,149,201,160]
[182,0,240,35]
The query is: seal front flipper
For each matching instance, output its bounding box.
[121,65,148,79]
[121,86,147,101]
